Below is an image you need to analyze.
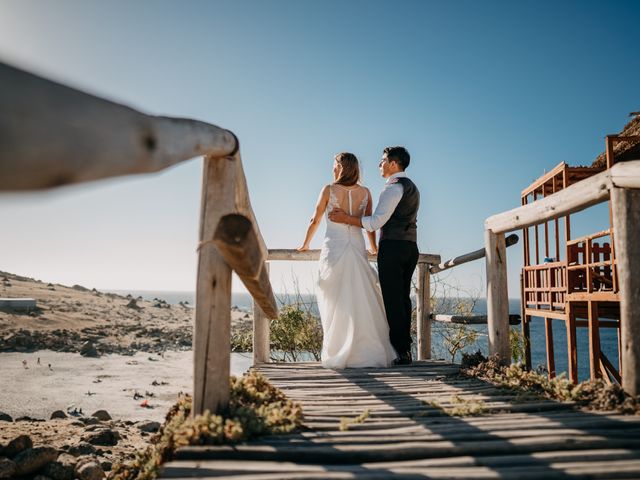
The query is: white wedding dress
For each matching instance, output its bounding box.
[317,184,397,369]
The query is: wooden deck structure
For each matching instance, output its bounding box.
[162,361,640,479]
[3,62,640,478]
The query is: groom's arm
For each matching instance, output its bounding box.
[328,182,403,231]
[360,182,403,232]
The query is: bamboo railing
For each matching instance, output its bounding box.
[484,157,640,396]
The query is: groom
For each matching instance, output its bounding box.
[329,146,419,365]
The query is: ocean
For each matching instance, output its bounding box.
[111,290,618,383]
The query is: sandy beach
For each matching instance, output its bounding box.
[0,271,254,477]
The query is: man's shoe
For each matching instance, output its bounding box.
[393,352,412,366]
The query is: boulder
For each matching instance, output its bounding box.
[80,417,101,426]
[43,453,76,480]
[2,434,32,457]
[75,459,105,480]
[50,410,67,420]
[0,412,12,422]
[137,420,161,433]
[67,442,96,457]
[13,446,58,476]
[80,341,99,358]
[0,457,16,479]
[91,410,111,421]
[82,429,120,446]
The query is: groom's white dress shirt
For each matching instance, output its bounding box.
[361,172,407,232]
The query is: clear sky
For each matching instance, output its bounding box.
[0,0,638,298]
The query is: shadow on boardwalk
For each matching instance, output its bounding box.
[161,361,640,479]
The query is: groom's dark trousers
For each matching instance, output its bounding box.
[378,239,419,356]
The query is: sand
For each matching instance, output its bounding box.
[0,271,255,473]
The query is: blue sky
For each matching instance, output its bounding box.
[0,0,638,297]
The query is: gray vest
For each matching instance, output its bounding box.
[380,177,419,243]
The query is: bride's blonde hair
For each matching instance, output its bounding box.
[334,152,360,186]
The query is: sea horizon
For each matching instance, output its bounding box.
[108,289,619,384]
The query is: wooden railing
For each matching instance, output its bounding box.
[255,250,441,363]
[484,158,640,396]
[0,62,277,415]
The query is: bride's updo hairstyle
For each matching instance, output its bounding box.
[334,152,360,186]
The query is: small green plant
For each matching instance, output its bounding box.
[447,394,486,416]
[510,328,527,364]
[339,409,370,431]
[270,304,322,362]
[461,354,640,414]
[109,370,303,480]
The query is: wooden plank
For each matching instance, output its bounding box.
[432,314,520,325]
[268,249,440,265]
[485,230,510,364]
[429,234,518,274]
[486,166,614,234]
[0,62,237,190]
[416,263,430,360]
[611,186,640,396]
[253,263,271,364]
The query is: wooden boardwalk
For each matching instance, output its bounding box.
[161,361,640,479]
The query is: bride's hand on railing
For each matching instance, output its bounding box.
[296,244,309,252]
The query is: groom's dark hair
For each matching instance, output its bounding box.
[384,146,410,170]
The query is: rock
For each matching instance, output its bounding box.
[0,457,16,479]
[125,299,141,310]
[2,434,32,457]
[82,429,120,446]
[80,417,101,426]
[67,442,96,457]
[100,460,112,472]
[75,460,105,480]
[50,410,67,419]
[13,446,58,476]
[0,413,12,422]
[33,475,53,480]
[43,453,76,480]
[91,410,111,421]
[137,420,161,433]
[80,341,99,358]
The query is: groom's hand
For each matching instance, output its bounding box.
[328,208,348,224]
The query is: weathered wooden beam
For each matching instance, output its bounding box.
[268,249,440,265]
[485,162,640,234]
[432,314,521,325]
[253,263,271,364]
[416,263,430,360]
[194,155,235,416]
[485,229,510,364]
[0,62,237,190]
[430,234,518,274]
[611,187,640,396]
[194,150,273,415]
[213,214,277,319]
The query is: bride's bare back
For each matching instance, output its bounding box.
[328,184,369,218]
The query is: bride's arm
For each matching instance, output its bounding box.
[297,185,330,251]
[364,189,377,255]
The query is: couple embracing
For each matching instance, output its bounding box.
[298,146,419,369]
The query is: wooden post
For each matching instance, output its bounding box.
[416,262,431,360]
[544,318,556,378]
[253,263,271,364]
[193,154,238,416]
[485,229,510,364]
[611,186,640,396]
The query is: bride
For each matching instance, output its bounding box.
[297,152,397,368]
